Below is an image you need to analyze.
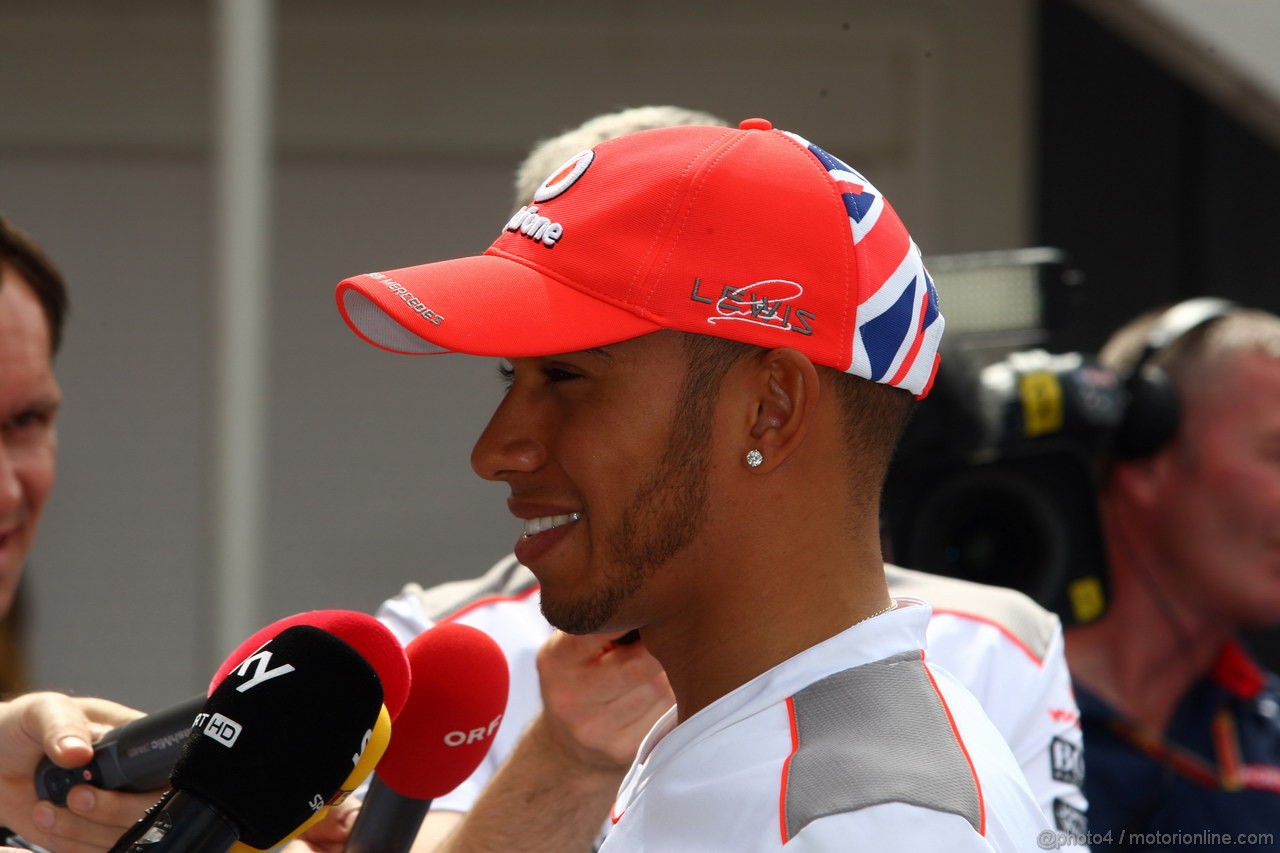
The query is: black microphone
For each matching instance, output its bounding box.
[109,624,385,853]
[34,695,204,806]
[345,622,509,853]
[34,609,410,808]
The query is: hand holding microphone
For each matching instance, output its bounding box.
[32,694,206,807]
[108,624,390,852]
[16,609,410,853]
[34,609,412,807]
[0,693,158,851]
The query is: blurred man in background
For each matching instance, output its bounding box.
[0,214,66,699]
[1066,300,1280,848]
[0,215,156,853]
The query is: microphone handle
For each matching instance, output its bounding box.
[111,789,239,853]
[344,775,432,853]
[35,695,204,804]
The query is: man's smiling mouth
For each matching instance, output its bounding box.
[522,513,583,538]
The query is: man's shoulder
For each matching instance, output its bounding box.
[380,555,552,662]
[886,564,1060,664]
[785,650,989,839]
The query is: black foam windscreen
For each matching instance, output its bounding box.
[170,625,384,849]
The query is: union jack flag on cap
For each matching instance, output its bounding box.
[784,131,945,397]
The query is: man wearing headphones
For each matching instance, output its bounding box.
[1065,300,1280,848]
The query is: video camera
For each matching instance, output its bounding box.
[881,249,1118,626]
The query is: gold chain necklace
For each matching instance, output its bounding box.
[855,599,898,627]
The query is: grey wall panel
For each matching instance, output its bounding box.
[2,157,212,707]
[1,0,1035,711]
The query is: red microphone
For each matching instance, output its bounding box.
[344,622,510,853]
[211,609,412,721]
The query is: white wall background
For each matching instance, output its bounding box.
[0,0,1035,711]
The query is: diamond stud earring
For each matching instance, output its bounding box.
[745,449,764,468]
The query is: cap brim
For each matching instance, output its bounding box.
[336,252,662,358]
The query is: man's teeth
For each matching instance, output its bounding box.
[523,512,582,538]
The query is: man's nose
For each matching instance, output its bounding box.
[470,393,547,482]
[0,443,21,517]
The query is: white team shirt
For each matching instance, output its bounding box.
[601,599,1048,851]
[376,556,1087,848]
[885,565,1089,844]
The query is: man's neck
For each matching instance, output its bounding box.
[645,540,890,723]
[1066,516,1231,732]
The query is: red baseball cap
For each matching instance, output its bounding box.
[336,118,944,397]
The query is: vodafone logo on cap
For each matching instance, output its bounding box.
[533,150,594,202]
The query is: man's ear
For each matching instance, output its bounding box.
[740,347,819,472]
[1108,449,1173,509]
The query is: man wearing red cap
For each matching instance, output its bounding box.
[335,119,1049,849]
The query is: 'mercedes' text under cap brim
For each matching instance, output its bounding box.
[336,253,663,358]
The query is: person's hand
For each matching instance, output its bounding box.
[413,632,672,853]
[277,798,361,853]
[0,692,161,853]
[535,630,673,772]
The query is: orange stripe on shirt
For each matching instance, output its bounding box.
[439,583,542,623]
[779,696,801,845]
[929,608,1045,667]
[919,649,987,837]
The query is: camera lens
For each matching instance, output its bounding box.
[901,466,1068,604]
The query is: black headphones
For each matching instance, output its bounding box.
[1111,297,1237,459]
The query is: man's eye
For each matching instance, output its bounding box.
[543,367,581,383]
[495,363,582,388]
[5,409,54,433]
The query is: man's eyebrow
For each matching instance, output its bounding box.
[561,346,614,360]
[1,394,60,421]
